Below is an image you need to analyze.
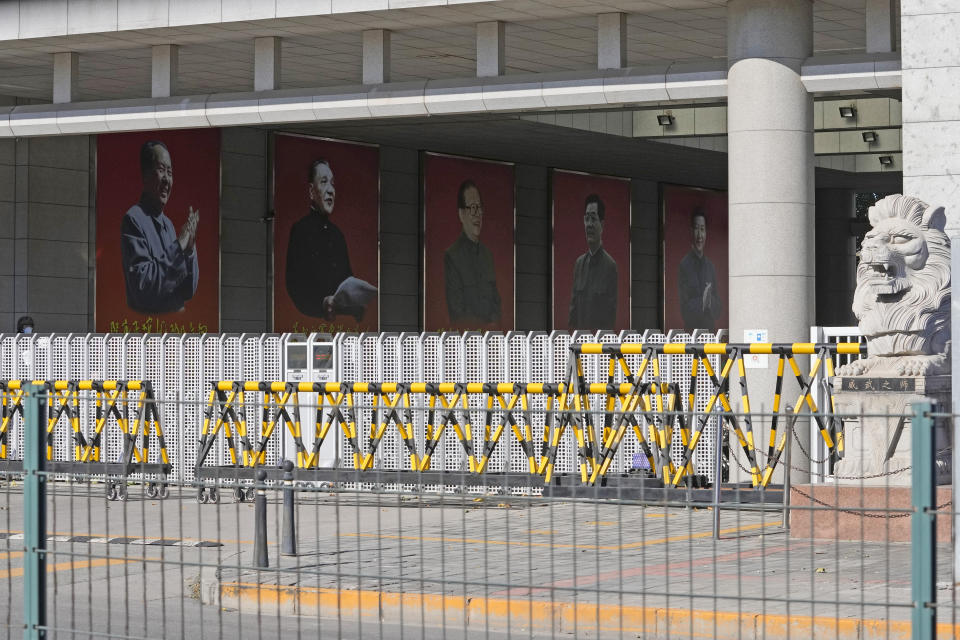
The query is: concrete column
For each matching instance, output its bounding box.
[814,189,857,327]
[899,0,960,579]
[865,0,896,53]
[52,52,78,104]
[477,21,505,78]
[362,29,391,85]
[728,0,814,485]
[151,45,179,98]
[597,13,627,70]
[254,37,282,92]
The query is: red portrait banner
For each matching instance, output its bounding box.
[552,170,631,331]
[95,129,220,333]
[273,134,380,333]
[662,184,729,333]
[423,154,515,332]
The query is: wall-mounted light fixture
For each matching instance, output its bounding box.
[862,131,877,143]
[657,114,675,126]
[879,155,894,166]
[839,106,856,118]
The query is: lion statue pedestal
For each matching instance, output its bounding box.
[830,375,951,487]
[832,194,952,486]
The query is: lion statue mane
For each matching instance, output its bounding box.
[837,194,951,377]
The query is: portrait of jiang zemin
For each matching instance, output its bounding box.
[424,153,515,332]
[95,129,220,333]
[662,184,729,334]
[552,170,631,332]
[273,134,380,333]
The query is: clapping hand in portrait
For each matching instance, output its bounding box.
[178,207,200,253]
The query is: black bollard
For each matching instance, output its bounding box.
[253,470,268,568]
[280,460,297,556]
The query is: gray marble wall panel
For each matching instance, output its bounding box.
[5,136,92,333]
[631,179,660,331]
[219,127,268,331]
[379,145,419,332]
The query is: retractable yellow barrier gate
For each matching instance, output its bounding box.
[196,381,565,477]
[195,342,862,492]
[0,380,171,500]
[566,342,863,488]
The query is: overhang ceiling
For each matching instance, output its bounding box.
[0,0,877,102]
[276,113,903,190]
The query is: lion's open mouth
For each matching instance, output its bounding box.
[868,261,897,279]
[863,261,908,296]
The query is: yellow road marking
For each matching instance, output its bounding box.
[345,520,781,550]
[220,581,945,639]
[0,557,130,579]
[0,551,23,560]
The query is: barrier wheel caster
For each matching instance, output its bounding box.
[106,483,118,501]
[145,483,159,499]
[244,487,256,501]
[197,487,209,504]
[208,487,220,504]
[233,487,246,503]
[115,483,128,501]
[158,484,169,499]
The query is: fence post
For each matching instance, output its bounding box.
[23,382,47,640]
[911,401,936,640]
[281,460,297,556]
[254,470,269,568]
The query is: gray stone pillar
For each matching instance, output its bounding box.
[899,0,960,582]
[814,189,856,327]
[727,0,814,485]
[151,45,179,98]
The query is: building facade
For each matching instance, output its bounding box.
[0,0,947,343]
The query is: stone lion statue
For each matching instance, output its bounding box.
[837,194,951,377]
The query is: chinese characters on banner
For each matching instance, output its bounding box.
[95,129,221,333]
[552,170,631,332]
[423,153,515,332]
[662,184,729,334]
[273,134,380,334]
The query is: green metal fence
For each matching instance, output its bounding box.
[2,386,956,639]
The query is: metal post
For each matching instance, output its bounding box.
[254,470,269,568]
[281,460,297,556]
[23,382,47,640]
[712,418,723,539]
[912,401,936,640]
[781,423,793,532]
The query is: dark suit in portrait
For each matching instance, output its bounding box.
[444,232,501,325]
[121,202,199,313]
[568,247,617,329]
[678,250,721,331]
[285,206,354,318]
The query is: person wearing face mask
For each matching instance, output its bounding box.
[16,316,34,334]
[678,208,722,331]
[568,194,618,329]
[120,140,200,314]
[286,159,375,321]
[443,179,501,325]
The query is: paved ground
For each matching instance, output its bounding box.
[0,480,958,639]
